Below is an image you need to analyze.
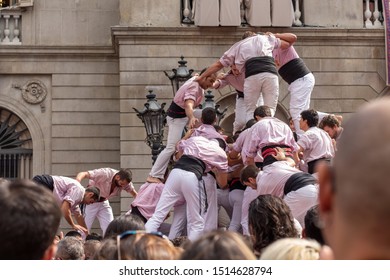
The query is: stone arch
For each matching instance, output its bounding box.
[214,90,291,135]
[0,95,45,176]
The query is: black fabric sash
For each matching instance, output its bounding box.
[167,101,186,118]
[278,58,311,84]
[173,155,206,180]
[284,172,317,195]
[32,174,54,191]
[245,56,277,78]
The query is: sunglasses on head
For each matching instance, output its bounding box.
[116,230,168,260]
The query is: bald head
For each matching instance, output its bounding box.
[334,98,390,222]
[322,97,390,258]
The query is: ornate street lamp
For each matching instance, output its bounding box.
[202,90,227,125]
[164,56,194,96]
[133,90,167,164]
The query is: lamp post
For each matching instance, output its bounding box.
[164,56,194,96]
[202,90,227,125]
[133,90,167,164]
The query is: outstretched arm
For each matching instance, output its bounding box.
[61,201,88,235]
[273,32,297,44]
[76,171,90,182]
[198,60,224,80]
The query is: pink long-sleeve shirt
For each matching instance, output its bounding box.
[219,34,281,74]
[177,136,228,173]
[173,76,204,109]
[272,45,299,68]
[87,168,135,200]
[52,175,85,216]
[242,117,299,160]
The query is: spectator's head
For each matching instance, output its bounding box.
[55,236,85,260]
[118,231,179,260]
[65,230,83,241]
[86,232,103,241]
[318,97,390,259]
[92,237,118,260]
[0,180,61,260]
[180,230,256,260]
[104,214,145,239]
[249,195,298,257]
[303,205,325,245]
[260,238,321,260]
[84,239,101,260]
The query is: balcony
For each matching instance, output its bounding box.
[0,0,33,45]
[181,0,384,29]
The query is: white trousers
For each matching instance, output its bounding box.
[233,95,247,134]
[228,189,244,233]
[244,72,279,121]
[241,186,259,236]
[149,116,188,179]
[168,203,187,239]
[284,184,319,227]
[84,200,113,236]
[168,173,218,238]
[202,174,218,233]
[289,73,315,137]
[145,169,205,241]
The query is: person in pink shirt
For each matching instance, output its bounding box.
[213,65,247,134]
[76,168,137,235]
[145,136,228,241]
[191,108,228,233]
[199,32,290,121]
[242,107,300,167]
[297,109,335,174]
[241,161,319,227]
[147,71,217,184]
[32,174,100,235]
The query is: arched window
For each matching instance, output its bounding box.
[0,107,32,179]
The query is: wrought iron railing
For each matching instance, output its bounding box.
[0,149,32,179]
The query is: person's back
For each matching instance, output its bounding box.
[0,180,61,260]
[318,97,390,259]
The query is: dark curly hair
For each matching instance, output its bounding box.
[248,195,298,256]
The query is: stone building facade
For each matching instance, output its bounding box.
[0,0,387,233]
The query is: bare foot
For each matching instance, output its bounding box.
[146,176,162,183]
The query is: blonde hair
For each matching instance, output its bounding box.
[260,238,321,260]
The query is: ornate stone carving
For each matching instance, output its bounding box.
[20,79,47,104]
